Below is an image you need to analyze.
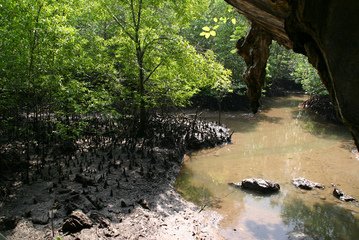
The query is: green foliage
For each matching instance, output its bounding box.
[0,0,119,142]
[0,0,234,143]
[182,0,249,95]
[267,42,296,81]
[266,41,327,96]
[102,0,231,111]
[292,57,327,95]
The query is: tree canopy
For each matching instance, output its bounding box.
[0,0,326,144]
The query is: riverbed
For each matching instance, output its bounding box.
[176,95,359,239]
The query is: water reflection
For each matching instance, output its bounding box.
[294,109,350,140]
[176,95,359,239]
[175,166,221,208]
[282,198,359,240]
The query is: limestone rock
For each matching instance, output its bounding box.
[333,188,356,202]
[225,0,359,149]
[292,177,324,190]
[62,210,93,233]
[230,178,280,194]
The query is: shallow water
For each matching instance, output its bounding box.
[176,95,359,239]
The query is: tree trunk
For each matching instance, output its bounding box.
[218,101,222,125]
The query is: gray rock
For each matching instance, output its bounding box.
[229,178,280,194]
[292,177,324,190]
[333,188,356,202]
[288,231,314,240]
[31,212,49,225]
[62,210,93,233]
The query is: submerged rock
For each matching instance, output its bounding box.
[292,177,324,190]
[62,210,93,233]
[229,178,280,194]
[288,231,314,240]
[333,188,356,202]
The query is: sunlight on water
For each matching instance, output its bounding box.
[176,95,359,239]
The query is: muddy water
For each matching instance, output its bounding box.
[176,95,359,239]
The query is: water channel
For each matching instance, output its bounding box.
[176,95,359,239]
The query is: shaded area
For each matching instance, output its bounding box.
[282,198,359,240]
[300,95,340,123]
[175,166,221,209]
[225,0,359,149]
[293,109,351,140]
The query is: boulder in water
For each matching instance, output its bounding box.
[229,178,280,194]
[292,177,324,190]
[333,188,356,202]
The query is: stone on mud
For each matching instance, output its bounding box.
[31,212,49,225]
[292,177,324,190]
[229,178,280,194]
[333,188,356,202]
[62,210,93,233]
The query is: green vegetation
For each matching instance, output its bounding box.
[0,0,231,142]
[0,0,327,175]
[182,0,326,106]
[267,42,326,96]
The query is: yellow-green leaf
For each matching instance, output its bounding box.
[199,32,206,36]
[213,17,218,23]
[202,26,210,32]
[213,25,220,30]
[231,18,237,25]
[210,31,216,37]
[205,33,211,39]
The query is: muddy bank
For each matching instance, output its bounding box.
[300,95,340,123]
[0,114,230,240]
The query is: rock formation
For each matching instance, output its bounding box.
[333,188,356,202]
[236,23,272,113]
[229,178,280,194]
[225,0,359,148]
[292,177,324,190]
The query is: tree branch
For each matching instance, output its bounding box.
[144,61,163,83]
[102,3,135,42]
[142,37,171,54]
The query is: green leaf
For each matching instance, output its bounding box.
[202,26,210,32]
